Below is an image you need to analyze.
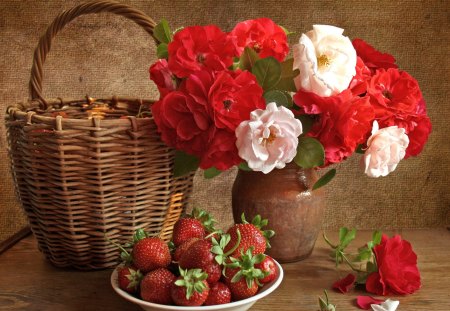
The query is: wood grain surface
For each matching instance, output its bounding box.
[0,229,449,310]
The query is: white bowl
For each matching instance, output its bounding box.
[111,260,284,311]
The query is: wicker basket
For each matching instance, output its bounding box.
[5,1,195,270]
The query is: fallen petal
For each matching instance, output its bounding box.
[371,299,400,311]
[332,273,356,293]
[356,296,384,310]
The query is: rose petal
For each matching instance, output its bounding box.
[356,296,384,310]
[371,299,400,311]
[332,273,356,293]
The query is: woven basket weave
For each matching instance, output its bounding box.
[5,1,194,270]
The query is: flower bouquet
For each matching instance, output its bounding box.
[149,19,431,187]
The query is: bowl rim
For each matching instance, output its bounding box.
[111,259,284,310]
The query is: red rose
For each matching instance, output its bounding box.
[149,59,177,97]
[366,234,421,296]
[294,89,374,165]
[199,130,242,171]
[167,25,236,78]
[151,91,213,158]
[209,70,265,131]
[352,38,398,73]
[367,69,431,157]
[367,68,423,117]
[349,57,371,96]
[231,18,289,61]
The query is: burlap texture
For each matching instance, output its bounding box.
[1,0,449,243]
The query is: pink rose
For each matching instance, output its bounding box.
[235,102,303,174]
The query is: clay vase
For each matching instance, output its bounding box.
[231,163,325,263]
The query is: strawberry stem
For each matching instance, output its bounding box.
[223,229,242,257]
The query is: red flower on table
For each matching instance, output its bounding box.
[167,25,236,78]
[231,18,289,61]
[365,234,421,296]
[352,38,398,73]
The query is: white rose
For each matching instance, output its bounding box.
[362,121,409,178]
[293,24,357,97]
[235,102,303,174]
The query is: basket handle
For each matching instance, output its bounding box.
[29,0,159,108]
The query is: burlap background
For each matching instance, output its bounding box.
[1,0,449,243]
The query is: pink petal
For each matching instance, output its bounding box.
[356,296,384,310]
[332,273,356,293]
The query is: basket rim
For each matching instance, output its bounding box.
[6,96,157,128]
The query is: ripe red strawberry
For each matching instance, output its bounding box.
[203,282,231,305]
[224,214,274,257]
[179,239,214,269]
[117,266,142,294]
[140,268,176,304]
[171,268,210,306]
[225,267,259,300]
[255,255,278,283]
[224,248,266,301]
[132,237,171,273]
[173,237,199,262]
[204,262,221,284]
[172,218,205,246]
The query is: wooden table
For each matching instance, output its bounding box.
[1,229,449,310]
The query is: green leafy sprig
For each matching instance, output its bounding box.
[324,227,382,283]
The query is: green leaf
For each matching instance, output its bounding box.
[264,90,293,108]
[340,228,356,249]
[156,43,168,59]
[239,47,260,71]
[238,162,252,171]
[252,57,281,91]
[312,169,336,190]
[153,19,172,44]
[339,227,348,243]
[204,167,222,179]
[372,230,382,246]
[273,58,299,92]
[173,151,199,177]
[296,115,315,135]
[294,137,325,168]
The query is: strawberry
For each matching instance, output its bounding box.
[172,208,219,246]
[203,262,221,284]
[255,255,278,283]
[172,218,205,247]
[173,237,199,262]
[171,268,209,306]
[117,266,142,294]
[140,268,176,304]
[203,282,231,305]
[224,214,275,257]
[224,248,266,301]
[225,267,259,300]
[179,239,214,269]
[132,237,171,273]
